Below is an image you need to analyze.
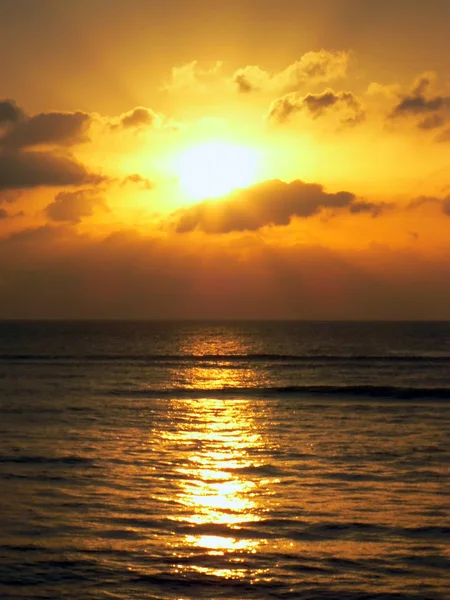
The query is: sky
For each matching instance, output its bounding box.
[1,0,450,320]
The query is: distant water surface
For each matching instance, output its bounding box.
[0,321,448,599]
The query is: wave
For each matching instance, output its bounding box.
[1,352,450,364]
[0,455,93,465]
[107,384,450,400]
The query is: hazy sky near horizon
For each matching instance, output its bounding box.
[1,0,450,319]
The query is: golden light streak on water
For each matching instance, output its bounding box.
[161,391,273,574]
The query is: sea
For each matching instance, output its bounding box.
[0,320,448,600]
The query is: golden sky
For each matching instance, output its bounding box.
[1,0,450,319]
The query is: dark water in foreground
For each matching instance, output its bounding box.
[0,321,449,599]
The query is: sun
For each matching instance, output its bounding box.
[176,141,259,200]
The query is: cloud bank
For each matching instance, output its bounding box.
[0,151,103,191]
[0,225,449,320]
[233,50,350,94]
[174,179,382,233]
[45,189,107,224]
[267,89,364,125]
[0,100,103,193]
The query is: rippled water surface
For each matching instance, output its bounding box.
[0,321,449,599]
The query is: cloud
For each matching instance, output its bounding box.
[0,225,449,320]
[349,200,386,216]
[365,82,400,98]
[389,72,450,130]
[267,89,364,125]
[121,174,155,189]
[174,179,382,233]
[0,111,91,149]
[391,94,447,117]
[417,114,445,130]
[266,93,301,123]
[0,189,22,204]
[407,194,450,215]
[303,90,362,121]
[233,65,272,93]
[275,51,350,91]
[164,60,223,91]
[411,72,436,97]
[407,195,438,209]
[107,106,182,132]
[0,100,104,192]
[436,128,450,143]
[45,188,108,224]
[112,106,161,130]
[0,151,104,191]
[0,208,8,219]
[233,50,350,94]
[4,224,71,244]
[165,52,349,96]
[0,99,25,125]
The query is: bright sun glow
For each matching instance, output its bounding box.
[176,141,259,200]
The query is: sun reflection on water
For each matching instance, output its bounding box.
[150,333,279,581]
[166,396,264,530]
[160,378,274,578]
[182,365,259,390]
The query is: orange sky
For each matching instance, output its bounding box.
[1,0,450,319]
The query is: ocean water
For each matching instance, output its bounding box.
[0,320,448,600]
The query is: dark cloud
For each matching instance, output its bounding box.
[121,174,154,189]
[232,65,269,93]
[443,198,450,215]
[268,89,364,125]
[4,224,70,244]
[267,93,300,123]
[0,151,104,190]
[389,73,450,130]
[411,74,431,97]
[0,226,449,320]
[0,189,22,204]
[0,206,22,220]
[113,107,160,130]
[0,99,25,125]
[174,179,381,234]
[45,189,107,224]
[418,114,445,130]
[304,90,363,122]
[234,72,257,93]
[436,128,450,143]
[407,194,450,215]
[349,200,386,216]
[0,111,91,149]
[407,195,437,210]
[391,95,447,117]
[0,101,102,193]
[304,91,342,114]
